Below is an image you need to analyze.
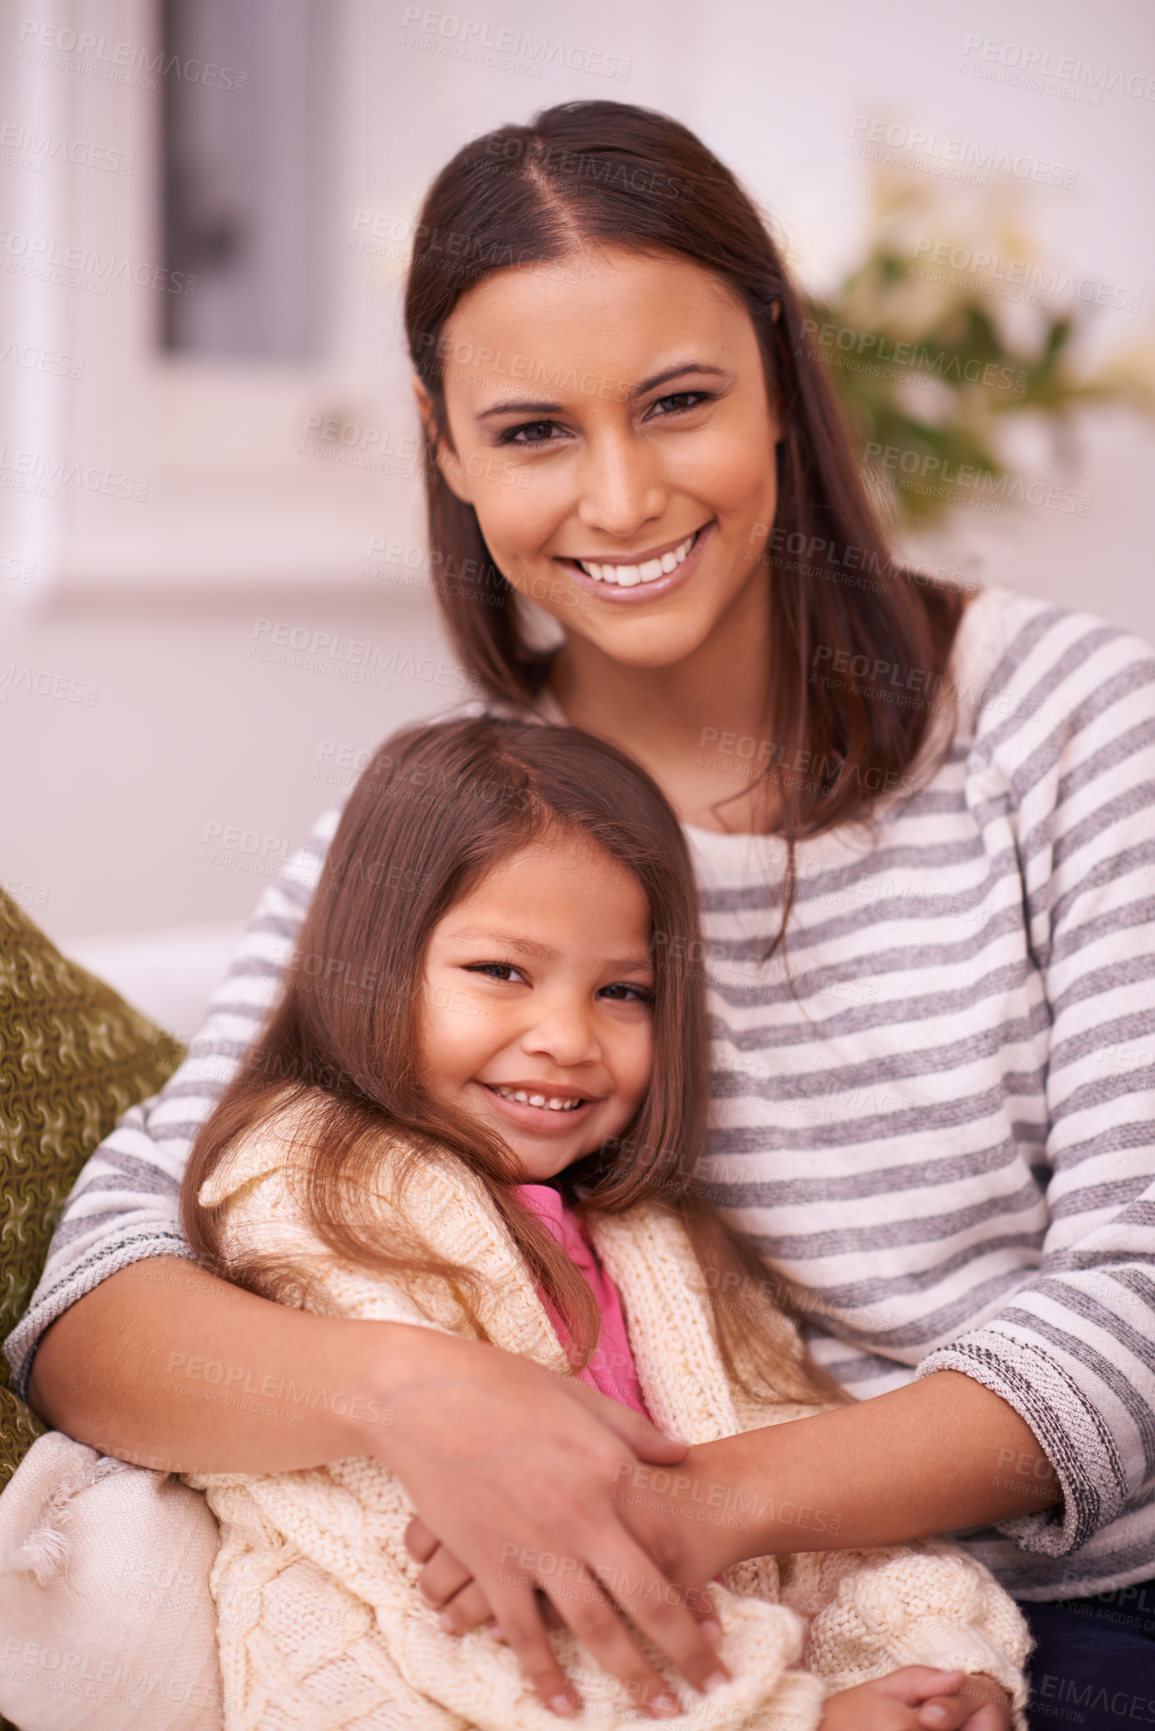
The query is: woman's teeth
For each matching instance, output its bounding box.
[576,529,698,587]
[489,1084,583,1112]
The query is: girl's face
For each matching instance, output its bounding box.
[418,831,655,1182]
[420,245,780,671]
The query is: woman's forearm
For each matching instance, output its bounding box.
[25,1256,419,1473]
[676,1371,1060,1571]
[27,1255,734,1704]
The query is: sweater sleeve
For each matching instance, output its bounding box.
[778,1542,1031,1727]
[2,798,346,1401]
[917,609,1155,1558]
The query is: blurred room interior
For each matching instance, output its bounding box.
[3,0,1153,1039]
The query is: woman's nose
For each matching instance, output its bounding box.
[574,428,667,539]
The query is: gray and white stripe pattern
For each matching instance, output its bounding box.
[8,584,1155,1599]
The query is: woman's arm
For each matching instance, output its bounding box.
[411,1376,1039,1717]
[616,1370,1059,1580]
[419,1370,1055,1629]
[28,1255,411,1474]
[28,1253,733,1714]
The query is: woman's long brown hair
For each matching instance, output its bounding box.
[405,100,965,947]
[182,718,842,1404]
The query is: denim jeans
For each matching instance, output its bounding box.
[1021,1577,1155,1730]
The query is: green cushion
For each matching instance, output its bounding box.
[0,888,186,1492]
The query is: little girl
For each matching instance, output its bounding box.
[180,716,1030,1731]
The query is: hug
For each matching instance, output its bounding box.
[5,99,1154,1731]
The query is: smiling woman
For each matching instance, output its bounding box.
[404,102,965,872]
[430,252,775,649]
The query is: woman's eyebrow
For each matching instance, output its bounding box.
[475,361,729,421]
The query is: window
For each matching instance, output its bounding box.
[160,0,328,360]
[9,0,422,595]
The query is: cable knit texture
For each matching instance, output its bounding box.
[188,1092,1031,1730]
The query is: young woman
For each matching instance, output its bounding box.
[180,715,1027,1729]
[11,101,1155,1729]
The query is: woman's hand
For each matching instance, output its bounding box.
[820,1670,1014,1731]
[30,1264,727,1717]
[382,1334,730,1718]
[404,1434,734,1643]
[405,1513,723,1641]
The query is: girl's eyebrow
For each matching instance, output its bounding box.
[475,361,730,422]
[449,926,653,972]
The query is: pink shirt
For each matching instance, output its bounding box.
[515,1183,651,1419]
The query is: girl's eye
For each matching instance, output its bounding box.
[496,420,565,447]
[598,982,653,1004]
[465,961,526,983]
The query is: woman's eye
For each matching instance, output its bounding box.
[497,420,564,447]
[650,391,712,418]
[465,961,525,983]
[496,394,711,448]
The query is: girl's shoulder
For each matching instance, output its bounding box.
[196,1087,418,1218]
[195,1086,322,1210]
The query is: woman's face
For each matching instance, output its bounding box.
[421,245,780,671]
[418,831,654,1182]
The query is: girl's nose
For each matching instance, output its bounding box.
[574,427,667,539]
[520,999,601,1069]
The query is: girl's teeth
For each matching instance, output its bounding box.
[580,529,697,586]
[491,1085,581,1112]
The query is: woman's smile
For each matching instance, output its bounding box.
[553,520,714,603]
[422,246,779,675]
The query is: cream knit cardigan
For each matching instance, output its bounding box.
[187,1094,1031,1731]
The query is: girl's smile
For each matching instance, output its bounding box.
[419,830,655,1182]
[473,1080,601,1136]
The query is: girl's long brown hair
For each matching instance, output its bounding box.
[182,718,841,1403]
[405,100,965,945]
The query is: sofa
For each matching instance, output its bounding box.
[0,888,227,1730]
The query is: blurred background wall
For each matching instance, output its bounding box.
[2,0,1153,1037]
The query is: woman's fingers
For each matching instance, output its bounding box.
[481,1578,582,1717]
[560,1379,690,1465]
[380,1336,714,1699]
[405,1501,709,1709]
[495,1561,682,1719]
[539,1531,727,1713]
[412,1527,720,1646]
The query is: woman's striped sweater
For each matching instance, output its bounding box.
[8,582,1155,1598]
